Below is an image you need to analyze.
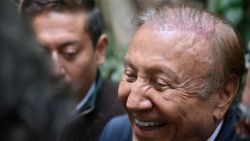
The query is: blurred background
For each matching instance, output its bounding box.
[12,0,250,82]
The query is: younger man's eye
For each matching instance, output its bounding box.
[62,47,79,61]
[63,51,77,60]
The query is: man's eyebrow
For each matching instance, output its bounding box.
[124,59,137,71]
[59,40,82,49]
[124,59,178,81]
[147,65,178,81]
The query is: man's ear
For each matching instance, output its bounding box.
[213,75,240,120]
[95,34,108,65]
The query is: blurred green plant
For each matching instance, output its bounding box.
[100,31,127,82]
[208,0,250,49]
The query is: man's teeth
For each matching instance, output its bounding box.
[135,118,164,127]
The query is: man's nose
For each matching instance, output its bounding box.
[126,80,153,112]
[51,52,65,78]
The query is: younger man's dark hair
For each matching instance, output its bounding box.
[20,0,104,47]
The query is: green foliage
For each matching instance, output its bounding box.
[208,0,250,48]
[100,31,127,82]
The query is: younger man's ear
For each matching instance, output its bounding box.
[96,34,108,65]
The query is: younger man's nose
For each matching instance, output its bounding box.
[51,52,65,78]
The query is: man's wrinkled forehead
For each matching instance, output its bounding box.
[140,6,218,39]
[128,23,214,72]
[148,20,215,40]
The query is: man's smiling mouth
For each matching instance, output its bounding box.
[134,118,166,128]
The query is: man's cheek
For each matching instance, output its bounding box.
[118,83,131,106]
[151,94,183,121]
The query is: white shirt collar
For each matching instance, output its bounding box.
[207,120,224,141]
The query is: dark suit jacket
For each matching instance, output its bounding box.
[100,110,240,141]
[59,79,124,141]
[100,115,132,141]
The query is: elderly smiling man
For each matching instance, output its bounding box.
[100,5,245,141]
